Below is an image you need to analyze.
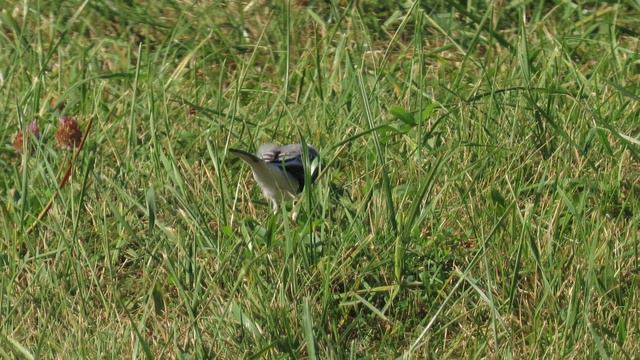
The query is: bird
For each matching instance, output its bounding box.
[229,143,320,211]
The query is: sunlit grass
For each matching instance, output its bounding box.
[1,1,639,358]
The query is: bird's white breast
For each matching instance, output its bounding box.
[251,162,298,203]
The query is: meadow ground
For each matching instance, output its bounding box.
[1,1,640,358]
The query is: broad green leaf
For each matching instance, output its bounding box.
[390,105,416,126]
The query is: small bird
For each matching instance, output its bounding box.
[229,143,320,210]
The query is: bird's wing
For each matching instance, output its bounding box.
[278,144,318,161]
[274,147,320,190]
[257,143,280,161]
[279,157,306,191]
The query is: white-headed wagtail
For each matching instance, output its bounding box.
[229,143,319,210]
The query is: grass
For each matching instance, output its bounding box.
[1,0,639,358]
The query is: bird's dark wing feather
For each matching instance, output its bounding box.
[269,156,318,192]
[281,159,306,192]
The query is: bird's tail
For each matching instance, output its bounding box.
[228,148,261,163]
